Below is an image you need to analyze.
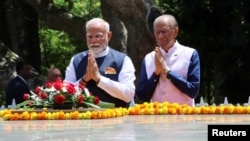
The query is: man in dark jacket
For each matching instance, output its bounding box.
[5,59,33,107]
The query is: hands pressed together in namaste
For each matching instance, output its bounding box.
[81,50,101,84]
[154,47,170,76]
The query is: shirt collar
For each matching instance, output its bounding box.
[160,41,179,57]
[94,46,109,58]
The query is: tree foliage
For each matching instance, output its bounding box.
[39,0,101,76]
[159,0,250,104]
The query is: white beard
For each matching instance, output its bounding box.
[89,46,104,55]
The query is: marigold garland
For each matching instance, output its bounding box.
[127,102,250,115]
[1,102,250,121]
[0,108,128,121]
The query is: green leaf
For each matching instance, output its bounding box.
[83,102,101,109]
[15,100,34,109]
[98,101,115,108]
[82,101,115,109]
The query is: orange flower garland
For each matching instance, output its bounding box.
[0,108,128,121]
[127,102,250,115]
[1,101,250,121]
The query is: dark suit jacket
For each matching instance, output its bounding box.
[5,76,30,107]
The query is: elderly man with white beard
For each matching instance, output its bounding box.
[64,18,136,108]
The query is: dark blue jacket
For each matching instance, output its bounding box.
[5,76,30,107]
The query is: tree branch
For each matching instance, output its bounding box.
[22,0,86,38]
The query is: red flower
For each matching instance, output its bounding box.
[94,96,100,105]
[34,86,42,94]
[54,94,66,104]
[40,92,47,100]
[53,81,63,91]
[23,93,30,100]
[77,95,84,104]
[21,78,106,108]
[66,85,76,95]
[45,82,53,88]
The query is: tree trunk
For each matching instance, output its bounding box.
[101,1,127,53]
[101,0,157,85]
[1,0,41,72]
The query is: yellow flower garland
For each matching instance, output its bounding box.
[0,108,128,120]
[1,102,250,121]
[127,102,250,115]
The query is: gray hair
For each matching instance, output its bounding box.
[154,14,179,28]
[85,18,110,32]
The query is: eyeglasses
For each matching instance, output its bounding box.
[86,33,105,40]
[155,29,173,36]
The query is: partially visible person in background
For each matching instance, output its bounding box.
[5,59,33,107]
[136,14,200,106]
[46,67,62,82]
[64,17,136,108]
